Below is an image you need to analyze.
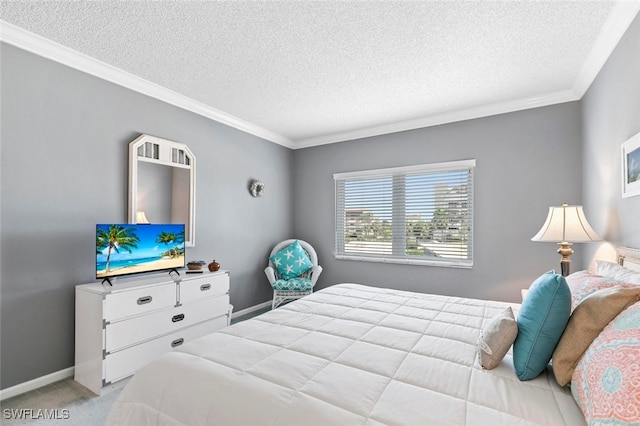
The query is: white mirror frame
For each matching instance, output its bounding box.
[128,134,196,246]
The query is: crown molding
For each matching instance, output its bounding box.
[0,20,295,149]
[294,89,579,148]
[3,0,637,152]
[573,2,640,97]
[296,3,640,149]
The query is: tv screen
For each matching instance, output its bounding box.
[96,223,186,280]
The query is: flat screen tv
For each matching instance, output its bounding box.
[96,223,185,280]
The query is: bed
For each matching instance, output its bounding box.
[107,248,640,425]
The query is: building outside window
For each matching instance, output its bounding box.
[334,159,475,268]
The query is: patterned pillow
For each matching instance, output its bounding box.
[565,271,629,312]
[571,301,640,425]
[552,286,640,386]
[269,240,313,280]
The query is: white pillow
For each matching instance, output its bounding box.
[477,307,518,370]
[595,260,640,284]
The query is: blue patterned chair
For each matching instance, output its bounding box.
[264,239,323,309]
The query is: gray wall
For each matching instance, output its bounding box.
[293,102,583,303]
[0,44,293,389]
[2,14,638,392]
[581,13,640,265]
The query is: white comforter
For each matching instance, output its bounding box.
[107,284,585,425]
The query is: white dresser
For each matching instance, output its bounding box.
[74,270,230,394]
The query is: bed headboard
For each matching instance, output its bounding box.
[617,246,640,272]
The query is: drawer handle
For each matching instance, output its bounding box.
[171,338,184,347]
[200,284,211,291]
[172,313,185,323]
[137,296,152,305]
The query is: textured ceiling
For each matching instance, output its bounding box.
[1,1,638,147]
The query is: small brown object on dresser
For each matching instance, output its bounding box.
[208,260,220,272]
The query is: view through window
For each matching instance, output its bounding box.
[334,160,475,268]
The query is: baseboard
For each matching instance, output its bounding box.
[0,367,74,401]
[232,300,271,319]
[0,301,271,401]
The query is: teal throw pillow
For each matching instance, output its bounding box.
[269,240,313,280]
[513,270,571,381]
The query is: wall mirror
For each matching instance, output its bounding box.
[128,134,196,246]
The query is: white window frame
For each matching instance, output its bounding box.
[334,159,475,268]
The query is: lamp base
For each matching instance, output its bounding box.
[557,242,573,277]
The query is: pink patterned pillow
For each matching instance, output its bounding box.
[570,301,640,425]
[565,271,631,311]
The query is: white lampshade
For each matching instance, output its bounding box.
[136,211,150,224]
[531,204,601,243]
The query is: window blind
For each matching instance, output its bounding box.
[334,160,475,268]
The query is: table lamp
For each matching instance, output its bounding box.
[136,211,150,224]
[531,203,602,276]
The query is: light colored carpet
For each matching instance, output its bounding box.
[0,306,271,425]
[0,378,128,425]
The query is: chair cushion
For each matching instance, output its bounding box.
[513,270,571,381]
[272,277,313,292]
[269,240,313,279]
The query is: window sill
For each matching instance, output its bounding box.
[334,254,473,269]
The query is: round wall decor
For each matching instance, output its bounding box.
[249,179,265,197]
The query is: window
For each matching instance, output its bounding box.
[334,159,475,268]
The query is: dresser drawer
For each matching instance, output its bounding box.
[105,294,229,352]
[104,315,227,384]
[180,273,229,303]
[105,283,176,322]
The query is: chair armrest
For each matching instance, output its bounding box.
[264,266,277,285]
[310,265,323,286]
